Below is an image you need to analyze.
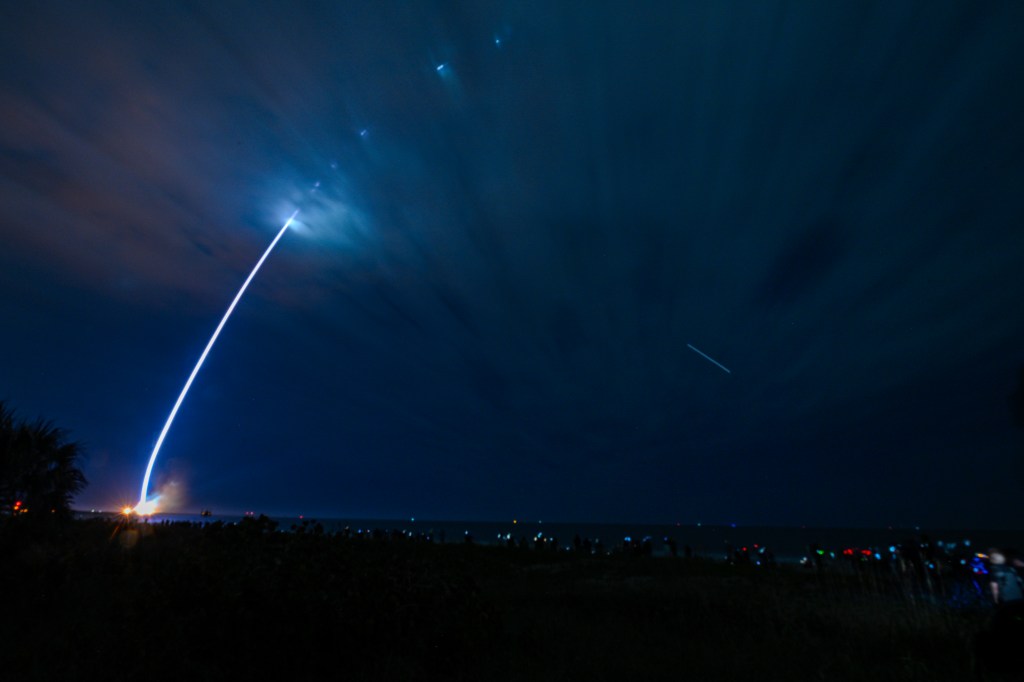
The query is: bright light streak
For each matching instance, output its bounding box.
[137,210,299,509]
[686,343,731,374]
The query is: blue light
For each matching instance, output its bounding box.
[687,343,732,374]
[136,210,299,509]
[888,545,896,553]
[436,63,447,73]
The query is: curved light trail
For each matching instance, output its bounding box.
[136,210,299,512]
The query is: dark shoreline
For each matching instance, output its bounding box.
[75,509,1024,564]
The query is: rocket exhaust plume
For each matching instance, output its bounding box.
[135,210,299,513]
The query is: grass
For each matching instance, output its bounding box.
[0,518,998,681]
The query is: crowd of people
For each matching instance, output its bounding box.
[137,514,1024,611]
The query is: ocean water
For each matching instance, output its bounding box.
[114,512,1024,563]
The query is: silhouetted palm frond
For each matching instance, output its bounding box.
[0,401,87,519]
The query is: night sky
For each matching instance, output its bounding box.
[2,1,1023,528]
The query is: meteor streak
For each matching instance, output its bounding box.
[687,343,731,374]
[136,210,299,512]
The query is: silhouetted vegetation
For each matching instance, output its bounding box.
[0,400,87,525]
[1,399,1015,679]
[1,518,497,680]
[0,518,1000,681]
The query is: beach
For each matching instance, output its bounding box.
[3,515,1013,681]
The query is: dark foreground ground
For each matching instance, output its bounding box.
[1,518,1019,681]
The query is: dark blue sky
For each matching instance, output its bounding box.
[2,1,1022,527]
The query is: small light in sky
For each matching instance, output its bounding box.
[436,63,447,73]
[359,129,368,138]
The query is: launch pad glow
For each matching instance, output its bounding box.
[134,210,299,514]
